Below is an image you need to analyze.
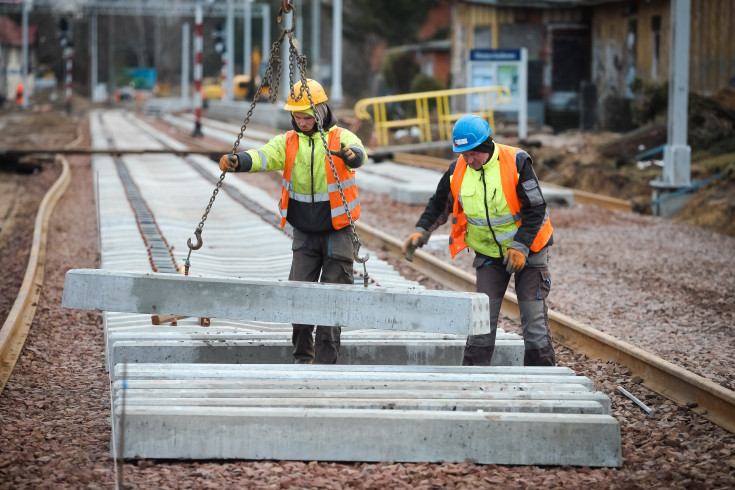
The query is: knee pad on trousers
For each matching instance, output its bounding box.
[518,299,551,350]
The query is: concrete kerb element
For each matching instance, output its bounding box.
[62,269,491,335]
[109,338,524,368]
[116,389,612,413]
[102,314,526,371]
[109,364,621,466]
[116,397,609,414]
[541,186,574,207]
[113,406,622,466]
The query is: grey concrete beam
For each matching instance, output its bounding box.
[112,364,595,390]
[112,406,621,466]
[114,378,593,394]
[63,269,491,335]
[108,338,524,368]
[109,364,620,466]
[116,397,607,414]
[114,389,611,413]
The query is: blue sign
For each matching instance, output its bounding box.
[470,49,521,62]
[129,68,157,90]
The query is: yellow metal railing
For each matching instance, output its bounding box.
[354,86,511,147]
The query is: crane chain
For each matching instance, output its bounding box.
[185,23,289,268]
[285,37,370,279]
[186,3,370,285]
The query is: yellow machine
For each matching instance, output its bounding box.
[233,75,253,100]
[201,77,223,100]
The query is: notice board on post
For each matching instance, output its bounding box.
[467,48,528,139]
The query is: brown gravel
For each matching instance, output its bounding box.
[1,110,734,489]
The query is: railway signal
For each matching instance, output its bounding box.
[58,18,73,47]
[59,18,73,113]
[213,23,227,100]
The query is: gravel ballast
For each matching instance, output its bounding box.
[0,113,733,489]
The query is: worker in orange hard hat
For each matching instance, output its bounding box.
[15,83,24,107]
[218,79,367,365]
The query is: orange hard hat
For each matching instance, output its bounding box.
[283,79,328,111]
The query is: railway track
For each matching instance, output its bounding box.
[0,126,81,393]
[1,109,733,442]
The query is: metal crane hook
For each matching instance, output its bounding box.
[187,229,203,251]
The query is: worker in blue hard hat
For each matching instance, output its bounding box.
[402,114,556,366]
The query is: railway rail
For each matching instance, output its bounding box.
[1,110,733,441]
[0,126,82,393]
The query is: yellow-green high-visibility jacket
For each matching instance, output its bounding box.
[449,143,553,258]
[237,124,367,233]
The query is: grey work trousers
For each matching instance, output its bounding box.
[462,248,556,367]
[289,227,354,364]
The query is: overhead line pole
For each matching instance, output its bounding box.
[651,0,692,216]
[330,0,343,105]
[224,0,234,101]
[90,14,98,101]
[65,45,73,113]
[21,0,29,109]
[311,0,320,80]
[182,23,190,101]
[279,5,293,101]
[192,2,204,137]
[262,2,270,72]
[244,0,252,78]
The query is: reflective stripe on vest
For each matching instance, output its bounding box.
[448,145,553,258]
[279,129,360,229]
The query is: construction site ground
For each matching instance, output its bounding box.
[1,106,734,488]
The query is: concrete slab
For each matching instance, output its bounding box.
[114,378,594,393]
[354,161,574,207]
[63,269,491,335]
[113,363,594,388]
[116,397,608,414]
[542,186,575,207]
[110,364,620,466]
[109,338,524,367]
[102,314,525,370]
[113,387,611,413]
[357,162,442,205]
[113,406,621,466]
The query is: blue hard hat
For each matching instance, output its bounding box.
[452,115,492,152]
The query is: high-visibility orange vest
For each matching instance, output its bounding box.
[448,144,553,258]
[280,128,360,229]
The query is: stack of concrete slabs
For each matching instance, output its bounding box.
[111,363,621,466]
[88,110,620,467]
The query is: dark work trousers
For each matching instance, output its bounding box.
[462,248,556,367]
[289,227,354,364]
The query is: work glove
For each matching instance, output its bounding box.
[503,247,526,274]
[219,154,239,172]
[401,230,429,262]
[329,143,356,163]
